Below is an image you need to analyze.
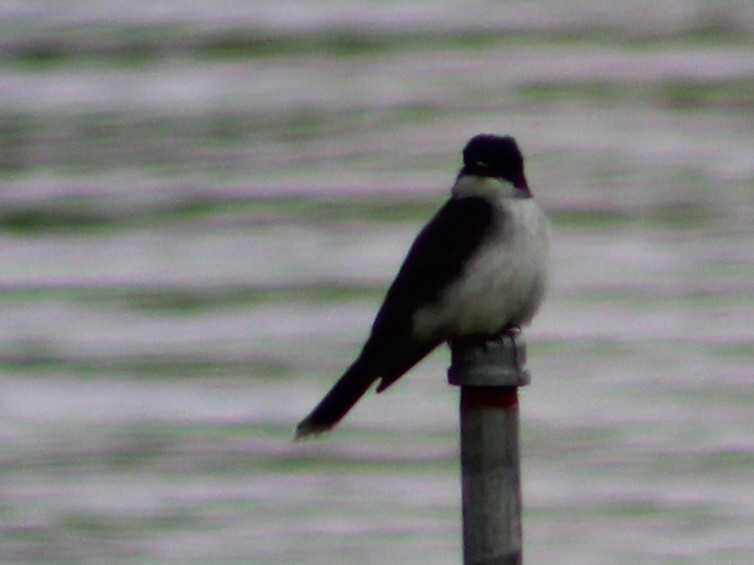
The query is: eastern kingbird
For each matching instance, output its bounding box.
[296,134,549,439]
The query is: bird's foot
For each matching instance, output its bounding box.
[498,324,521,338]
[450,325,521,352]
[450,333,494,349]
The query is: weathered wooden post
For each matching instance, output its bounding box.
[447,331,529,565]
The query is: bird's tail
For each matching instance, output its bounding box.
[295,360,377,440]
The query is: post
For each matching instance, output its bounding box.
[448,331,530,565]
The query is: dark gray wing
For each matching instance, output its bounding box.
[295,196,498,437]
[360,196,497,391]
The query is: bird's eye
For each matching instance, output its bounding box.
[475,161,490,168]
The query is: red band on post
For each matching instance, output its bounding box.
[461,386,519,409]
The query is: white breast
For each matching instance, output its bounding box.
[412,197,549,339]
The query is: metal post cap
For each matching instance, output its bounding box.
[447,333,530,387]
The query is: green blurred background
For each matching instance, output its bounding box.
[0,2,752,564]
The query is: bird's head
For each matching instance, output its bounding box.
[456,134,530,198]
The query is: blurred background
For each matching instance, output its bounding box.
[0,1,752,564]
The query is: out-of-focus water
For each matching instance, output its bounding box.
[0,2,753,564]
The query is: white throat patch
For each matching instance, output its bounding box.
[451,175,522,199]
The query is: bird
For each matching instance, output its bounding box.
[295,134,549,439]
